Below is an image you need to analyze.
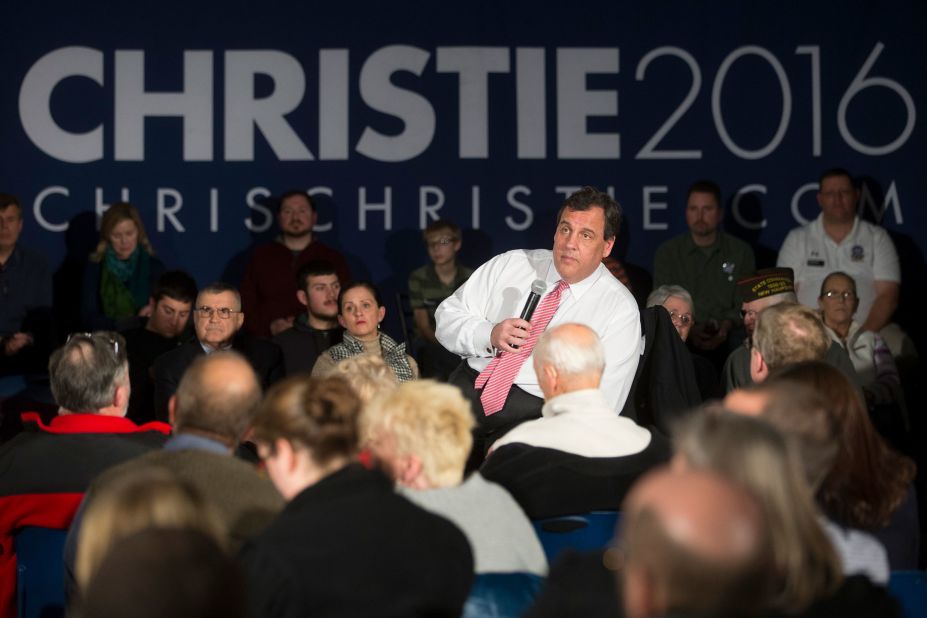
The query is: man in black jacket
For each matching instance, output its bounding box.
[152,282,282,422]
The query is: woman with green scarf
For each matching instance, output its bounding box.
[81,202,165,331]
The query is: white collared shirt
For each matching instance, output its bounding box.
[435,249,641,411]
[777,214,900,320]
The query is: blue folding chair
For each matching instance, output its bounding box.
[14,526,68,618]
[532,511,621,565]
[889,570,927,618]
[462,572,544,618]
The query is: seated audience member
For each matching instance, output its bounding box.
[818,271,903,406]
[725,381,891,584]
[73,467,226,595]
[408,219,473,380]
[646,284,722,399]
[273,261,343,376]
[152,282,283,422]
[240,189,350,338]
[79,528,244,618]
[362,380,547,575]
[311,281,418,382]
[620,468,771,618]
[749,302,830,383]
[122,270,197,424]
[777,168,901,344]
[240,375,473,617]
[0,332,170,616]
[328,354,397,404]
[771,361,918,570]
[69,351,283,592]
[81,202,165,332]
[674,410,899,618]
[722,268,858,391]
[0,193,52,376]
[481,323,671,519]
[653,180,756,357]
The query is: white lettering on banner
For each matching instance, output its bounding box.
[359,186,393,230]
[309,187,334,232]
[643,186,669,230]
[419,186,445,228]
[556,48,620,159]
[356,46,435,162]
[731,184,768,230]
[225,51,313,161]
[244,187,273,232]
[115,51,213,161]
[33,187,70,232]
[505,185,533,231]
[19,46,104,163]
[16,44,917,163]
[95,188,131,219]
[25,181,906,233]
[436,47,511,158]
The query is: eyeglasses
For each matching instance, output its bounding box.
[426,237,456,248]
[668,311,692,326]
[822,290,856,301]
[66,332,120,358]
[196,307,241,320]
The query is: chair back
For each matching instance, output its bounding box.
[462,572,544,618]
[889,570,927,618]
[15,526,67,618]
[532,511,621,565]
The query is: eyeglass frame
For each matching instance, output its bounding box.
[425,236,458,249]
[195,306,243,320]
[668,310,692,326]
[820,290,857,301]
[66,332,120,358]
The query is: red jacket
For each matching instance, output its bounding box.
[0,413,170,617]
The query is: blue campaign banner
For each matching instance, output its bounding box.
[2,1,925,339]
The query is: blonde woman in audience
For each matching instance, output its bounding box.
[311,281,418,382]
[328,353,398,404]
[240,375,472,617]
[74,467,225,594]
[362,380,547,575]
[674,410,897,617]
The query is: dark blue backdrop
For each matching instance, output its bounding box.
[2,0,924,341]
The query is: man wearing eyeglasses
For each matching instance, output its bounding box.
[777,168,901,339]
[721,268,858,392]
[152,282,283,423]
[0,332,171,616]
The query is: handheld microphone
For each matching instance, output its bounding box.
[511,281,549,348]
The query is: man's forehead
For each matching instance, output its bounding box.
[280,195,312,210]
[198,291,237,306]
[0,204,22,218]
[559,206,605,231]
[308,273,339,286]
[158,295,192,310]
[687,191,719,207]
[820,175,853,190]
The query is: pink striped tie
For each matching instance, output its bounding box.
[475,280,568,415]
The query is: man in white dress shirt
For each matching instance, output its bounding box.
[777,168,900,337]
[436,186,641,458]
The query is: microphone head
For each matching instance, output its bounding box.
[531,280,548,295]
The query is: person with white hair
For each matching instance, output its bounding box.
[480,323,671,519]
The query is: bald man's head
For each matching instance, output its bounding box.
[532,323,605,398]
[621,468,772,618]
[172,351,262,446]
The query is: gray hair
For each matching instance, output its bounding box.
[534,323,605,377]
[49,332,128,413]
[197,282,242,311]
[646,285,694,311]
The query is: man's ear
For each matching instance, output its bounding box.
[113,383,130,417]
[168,394,178,426]
[543,363,560,393]
[750,347,768,384]
[400,454,425,489]
[297,289,309,308]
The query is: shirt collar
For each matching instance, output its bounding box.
[164,432,230,454]
[541,388,612,418]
